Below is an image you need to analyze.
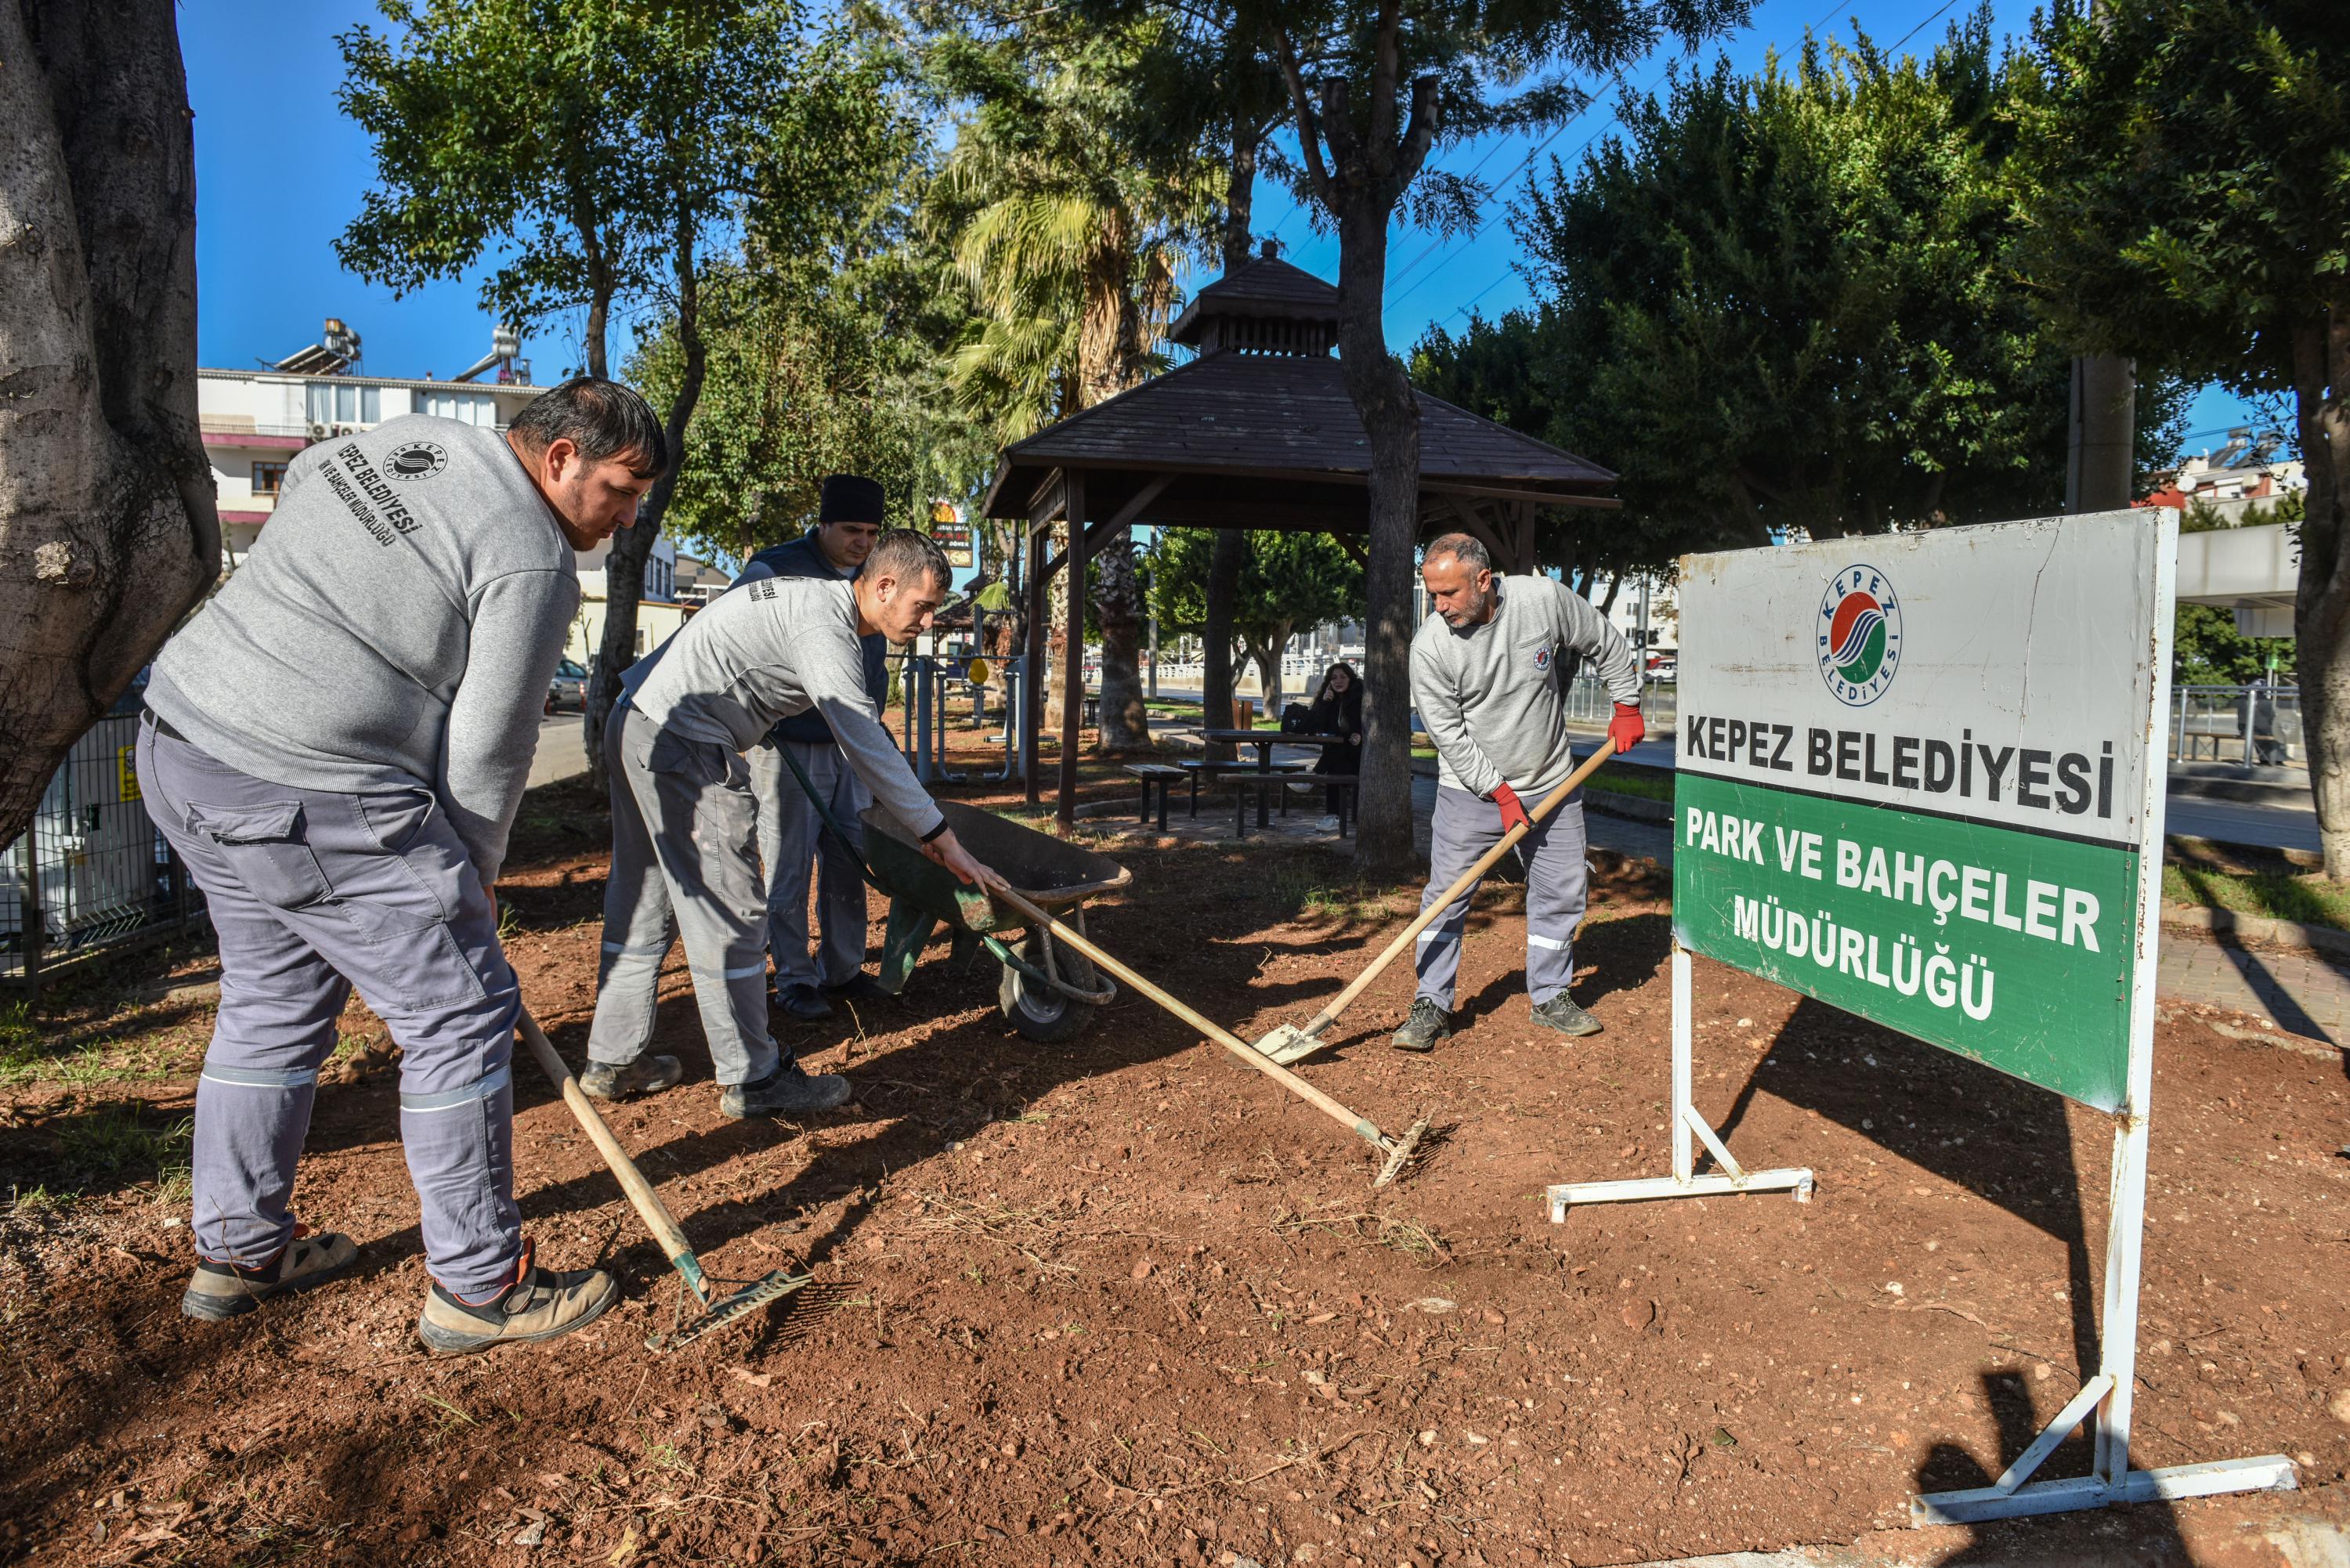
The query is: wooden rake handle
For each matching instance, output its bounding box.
[988,884,1396,1151]
[1297,736,1622,1039]
[515,1006,712,1304]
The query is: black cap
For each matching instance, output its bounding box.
[819,474,887,526]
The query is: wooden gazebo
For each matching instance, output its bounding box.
[975,245,1620,822]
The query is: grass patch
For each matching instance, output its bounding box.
[56,1102,193,1202]
[1585,771,1673,804]
[2163,861,2350,933]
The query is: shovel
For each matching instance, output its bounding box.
[1253,737,1622,1068]
[987,884,1431,1189]
[515,1006,811,1352]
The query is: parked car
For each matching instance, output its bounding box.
[546,657,588,713]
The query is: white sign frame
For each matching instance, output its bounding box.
[1546,511,2297,1526]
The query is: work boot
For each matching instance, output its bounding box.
[720,1060,854,1119]
[774,982,833,1022]
[1530,995,1603,1037]
[415,1241,618,1357]
[578,1053,683,1101]
[820,973,893,1004]
[181,1226,358,1321]
[1391,998,1452,1053]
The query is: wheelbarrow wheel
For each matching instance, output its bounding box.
[998,934,1099,1043]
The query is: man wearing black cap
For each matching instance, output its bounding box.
[742,475,891,1021]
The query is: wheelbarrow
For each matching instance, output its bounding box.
[862,800,1126,1042]
[773,746,1123,1042]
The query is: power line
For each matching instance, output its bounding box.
[1390,0,1861,317]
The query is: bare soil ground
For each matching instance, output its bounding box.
[3,757,2348,1567]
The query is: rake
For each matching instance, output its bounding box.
[515,1006,809,1352]
[1251,736,1622,1068]
[987,885,1431,1188]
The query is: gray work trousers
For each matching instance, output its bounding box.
[747,741,871,990]
[1414,783,1589,1010]
[585,705,781,1086]
[135,714,522,1296]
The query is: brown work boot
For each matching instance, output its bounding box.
[182,1225,359,1321]
[416,1241,618,1356]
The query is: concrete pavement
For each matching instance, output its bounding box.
[530,712,588,787]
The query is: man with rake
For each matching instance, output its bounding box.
[1394,533,1647,1051]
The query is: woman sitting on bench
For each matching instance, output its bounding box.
[1303,661,1363,828]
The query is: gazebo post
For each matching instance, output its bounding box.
[1024,520,1048,805]
[1057,469,1088,829]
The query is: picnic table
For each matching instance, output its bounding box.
[1189,728,1358,829]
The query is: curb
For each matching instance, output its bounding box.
[2160,902,2350,959]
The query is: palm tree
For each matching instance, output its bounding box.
[928,25,1217,748]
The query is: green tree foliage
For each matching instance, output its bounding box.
[1261,0,1751,873]
[922,17,1223,749]
[1147,528,1363,713]
[1415,19,2187,566]
[338,0,812,782]
[626,37,988,565]
[2013,0,2348,871]
[2175,603,2295,685]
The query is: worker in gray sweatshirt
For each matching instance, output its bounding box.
[579,528,1001,1116]
[136,376,664,1356]
[735,475,891,1024]
[1396,533,1647,1050]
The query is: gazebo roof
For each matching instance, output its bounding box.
[1168,255,1340,345]
[977,348,1616,530]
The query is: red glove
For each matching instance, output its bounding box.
[1608,702,1646,754]
[1493,782,1532,836]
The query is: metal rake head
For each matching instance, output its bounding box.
[649,1269,813,1353]
[1373,1113,1434,1190]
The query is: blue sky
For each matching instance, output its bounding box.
[182,0,2263,460]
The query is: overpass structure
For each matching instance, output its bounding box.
[2175,520,2298,636]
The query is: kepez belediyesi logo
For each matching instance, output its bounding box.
[1817,565,1900,706]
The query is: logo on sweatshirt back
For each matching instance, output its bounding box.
[385,441,448,481]
[1817,565,1900,706]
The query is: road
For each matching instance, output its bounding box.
[530,712,588,787]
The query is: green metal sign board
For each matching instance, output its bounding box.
[1670,514,2171,1111]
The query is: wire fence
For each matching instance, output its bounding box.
[2,710,206,998]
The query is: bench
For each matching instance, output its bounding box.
[1123,763,1188,831]
[1177,757,1309,819]
[1224,771,1359,838]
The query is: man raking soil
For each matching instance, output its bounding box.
[1388,533,1644,1055]
[136,379,667,1355]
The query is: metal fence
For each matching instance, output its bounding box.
[2,710,206,997]
[2167,683,2302,766]
[1563,673,1679,732]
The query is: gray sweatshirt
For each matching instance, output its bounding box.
[1410,574,1641,800]
[146,415,577,885]
[623,574,944,840]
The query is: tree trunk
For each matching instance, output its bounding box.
[584,211,702,793]
[1043,518,1070,735]
[0,0,217,849]
[1202,531,1245,757]
[1094,528,1150,749]
[1336,199,1421,877]
[2291,302,2350,880]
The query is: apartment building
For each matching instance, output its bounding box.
[201,318,699,667]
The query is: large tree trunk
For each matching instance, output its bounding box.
[1094,529,1150,748]
[2291,303,2350,880]
[0,0,217,849]
[1336,199,1422,877]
